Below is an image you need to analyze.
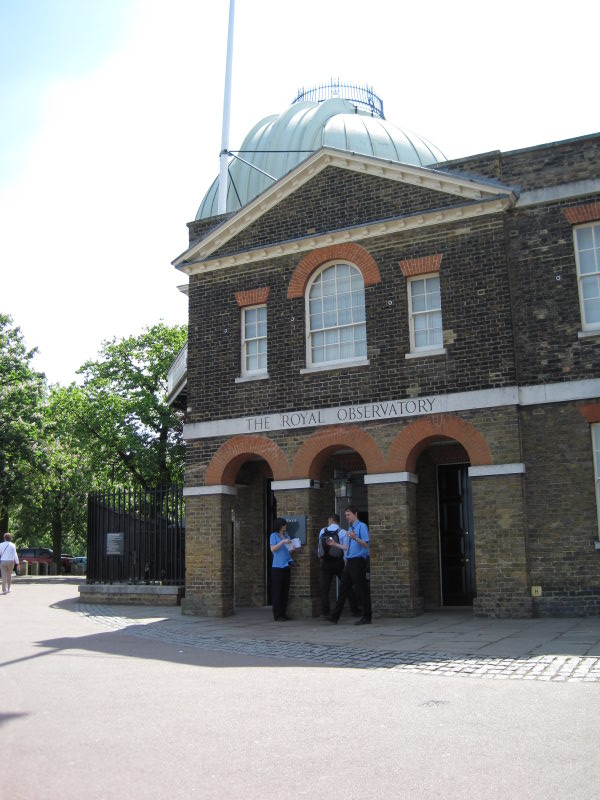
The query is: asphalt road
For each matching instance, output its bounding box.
[2,581,599,800]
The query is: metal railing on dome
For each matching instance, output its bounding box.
[292,80,384,119]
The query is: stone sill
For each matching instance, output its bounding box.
[79,583,184,606]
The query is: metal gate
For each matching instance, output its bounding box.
[87,487,184,585]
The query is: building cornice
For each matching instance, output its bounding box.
[173,148,517,275]
[177,195,514,277]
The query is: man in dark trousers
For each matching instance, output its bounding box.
[327,506,372,625]
[318,513,360,618]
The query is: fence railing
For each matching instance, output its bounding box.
[87,486,185,585]
[292,81,385,119]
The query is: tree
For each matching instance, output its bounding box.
[16,385,94,562]
[74,323,187,490]
[0,313,45,533]
[9,321,187,562]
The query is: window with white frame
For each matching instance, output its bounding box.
[574,223,600,330]
[307,262,366,366]
[241,304,267,375]
[408,274,443,351]
[593,424,600,536]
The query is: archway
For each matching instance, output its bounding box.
[205,436,290,608]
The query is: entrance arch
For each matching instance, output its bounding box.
[205,435,290,486]
[387,416,491,610]
[291,425,386,479]
[204,436,290,611]
[386,415,493,473]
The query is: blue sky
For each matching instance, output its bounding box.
[0,0,597,385]
[0,0,135,183]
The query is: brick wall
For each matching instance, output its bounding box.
[211,168,466,258]
[521,403,600,615]
[187,215,518,424]
[471,472,532,618]
[415,453,441,608]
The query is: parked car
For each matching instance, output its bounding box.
[61,554,74,574]
[17,547,53,566]
[71,556,87,573]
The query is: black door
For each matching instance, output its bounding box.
[264,479,277,605]
[438,464,475,606]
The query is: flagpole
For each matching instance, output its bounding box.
[218,0,235,215]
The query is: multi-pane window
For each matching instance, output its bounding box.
[242,305,267,375]
[307,262,366,366]
[408,274,443,350]
[574,223,600,329]
[593,424,600,536]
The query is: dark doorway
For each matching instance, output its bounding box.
[438,464,475,606]
[264,479,277,605]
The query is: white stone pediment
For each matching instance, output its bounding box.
[173,147,517,276]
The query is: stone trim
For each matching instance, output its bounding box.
[516,179,600,208]
[79,584,184,606]
[176,197,514,276]
[235,287,270,307]
[184,485,237,496]
[364,472,418,485]
[563,201,600,225]
[399,254,443,277]
[468,464,525,477]
[287,243,381,299]
[271,479,322,490]
[299,357,370,374]
[184,380,600,441]
[519,379,600,406]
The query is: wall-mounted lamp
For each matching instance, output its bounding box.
[333,471,352,499]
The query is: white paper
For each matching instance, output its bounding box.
[285,538,301,551]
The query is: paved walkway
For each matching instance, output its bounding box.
[77,594,600,683]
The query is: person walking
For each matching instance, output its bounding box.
[0,532,19,594]
[327,506,371,625]
[318,514,360,618]
[269,517,298,621]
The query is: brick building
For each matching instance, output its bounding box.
[169,84,600,618]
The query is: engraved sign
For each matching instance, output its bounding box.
[283,516,307,545]
[106,532,125,556]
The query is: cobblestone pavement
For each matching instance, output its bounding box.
[78,603,600,683]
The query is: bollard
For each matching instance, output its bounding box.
[29,561,39,575]
[48,563,58,576]
[38,562,48,576]
[19,560,29,576]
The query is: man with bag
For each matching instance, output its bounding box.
[318,514,360,618]
[327,506,372,625]
[0,532,19,594]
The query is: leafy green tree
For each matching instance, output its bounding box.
[74,322,187,490]
[16,385,94,562]
[9,321,186,562]
[0,313,45,534]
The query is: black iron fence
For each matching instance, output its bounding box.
[87,487,184,585]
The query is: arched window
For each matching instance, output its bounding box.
[306,262,367,367]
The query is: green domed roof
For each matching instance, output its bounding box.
[196,85,445,220]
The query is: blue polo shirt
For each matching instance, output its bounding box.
[345,520,369,559]
[270,533,293,568]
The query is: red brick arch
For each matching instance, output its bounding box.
[386,415,493,473]
[205,435,290,486]
[291,426,386,480]
[287,243,381,299]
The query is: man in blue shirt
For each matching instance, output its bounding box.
[327,505,372,625]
